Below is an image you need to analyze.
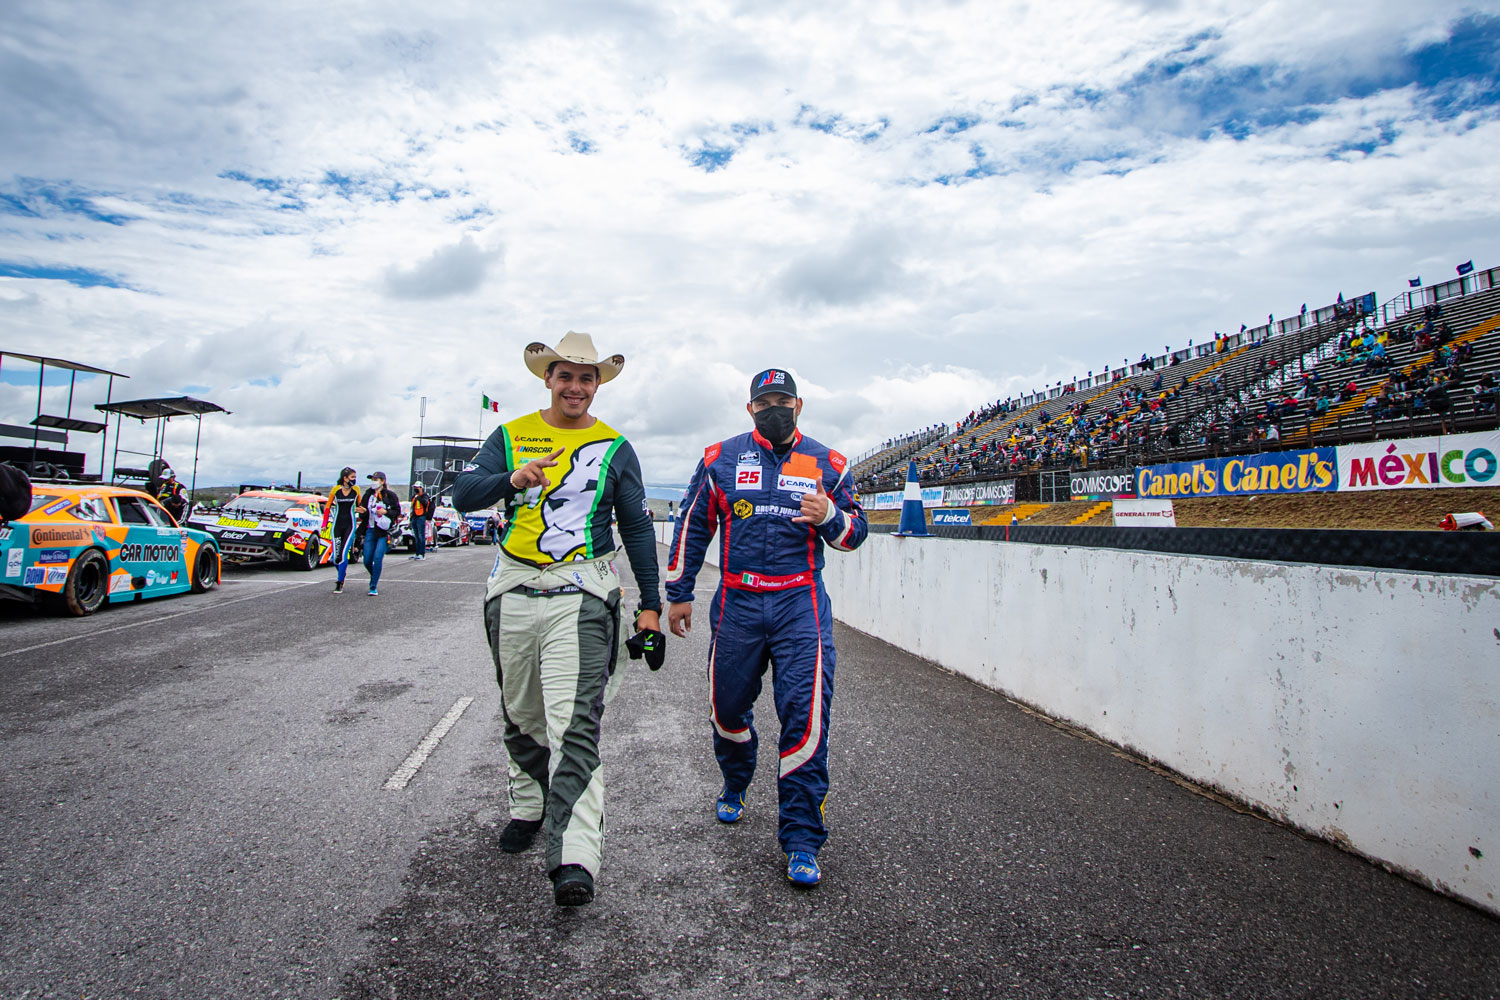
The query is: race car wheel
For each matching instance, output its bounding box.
[297,536,321,572]
[191,545,219,593]
[62,548,109,617]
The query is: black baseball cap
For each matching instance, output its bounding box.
[367,471,387,481]
[750,368,797,400]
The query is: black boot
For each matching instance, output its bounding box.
[551,864,594,906]
[498,818,542,854]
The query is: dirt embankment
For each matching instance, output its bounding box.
[865,487,1500,530]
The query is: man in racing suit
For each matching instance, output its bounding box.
[453,331,662,908]
[666,368,867,887]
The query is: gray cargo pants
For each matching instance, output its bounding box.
[484,588,621,877]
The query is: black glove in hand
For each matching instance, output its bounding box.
[625,628,667,670]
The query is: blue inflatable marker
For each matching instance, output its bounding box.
[894,461,929,536]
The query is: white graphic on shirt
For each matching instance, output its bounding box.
[537,439,613,560]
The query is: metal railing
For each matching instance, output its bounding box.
[1379,267,1498,327]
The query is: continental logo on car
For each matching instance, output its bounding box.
[29,525,95,546]
[733,499,753,519]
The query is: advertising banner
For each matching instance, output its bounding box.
[944,480,1017,506]
[862,491,903,510]
[1337,431,1500,492]
[1113,499,1177,527]
[1136,448,1338,498]
[932,508,972,526]
[921,487,946,508]
[1070,468,1136,500]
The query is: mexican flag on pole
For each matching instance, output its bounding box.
[481,394,500,412]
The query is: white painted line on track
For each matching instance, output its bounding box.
[376,578,486,585]
[384,696,474,791]
[0,580,324,659]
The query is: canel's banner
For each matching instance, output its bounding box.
[1136,448,1338,498]
[1338,431,1500,491]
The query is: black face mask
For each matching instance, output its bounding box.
[753,404,797,444]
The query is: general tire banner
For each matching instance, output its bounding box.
[1136,448,1338,498]
[1070,468,1136,500]
[1337,431,1500,491]
[1112,499,1176,526]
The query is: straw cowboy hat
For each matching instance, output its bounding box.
[523,331,625,384]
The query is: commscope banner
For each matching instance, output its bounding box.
[1136,448,1338,498]
[943,480,1017,506]
[1337,431,1500,491]
[1070,468,1136,500]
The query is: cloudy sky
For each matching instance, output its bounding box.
[2,0,1498,487]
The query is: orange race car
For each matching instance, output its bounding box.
[0,483,220,616]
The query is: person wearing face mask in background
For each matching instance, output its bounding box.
[359,471,401,596]
[322,467,361,593]
[665,368,867,888]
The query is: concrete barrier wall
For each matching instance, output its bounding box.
[654,520,718,566]
[819,534,1499,915]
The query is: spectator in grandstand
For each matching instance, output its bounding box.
[1473,377,1498,416]
[1427,379,1453,432]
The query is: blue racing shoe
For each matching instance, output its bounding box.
[786,851,821,887]
[715,787,746,824]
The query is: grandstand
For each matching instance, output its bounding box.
[855,264,1500,517]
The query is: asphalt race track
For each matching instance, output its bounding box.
[1,544,1497,999]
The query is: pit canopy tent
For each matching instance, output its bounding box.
[0,352,127,479]
[95,396,229,497]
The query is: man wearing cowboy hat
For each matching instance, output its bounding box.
[453,331,663,907]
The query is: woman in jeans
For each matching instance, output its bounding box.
[359,471,401,596]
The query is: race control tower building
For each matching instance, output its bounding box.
[409,435,481,503]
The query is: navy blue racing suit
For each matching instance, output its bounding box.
[666,428,867,854]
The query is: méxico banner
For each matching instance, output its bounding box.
[1337,431,1500,491]
[1136,448,1338,498]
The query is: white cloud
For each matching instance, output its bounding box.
[383,234,501,299]
[2,0,1499,486]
